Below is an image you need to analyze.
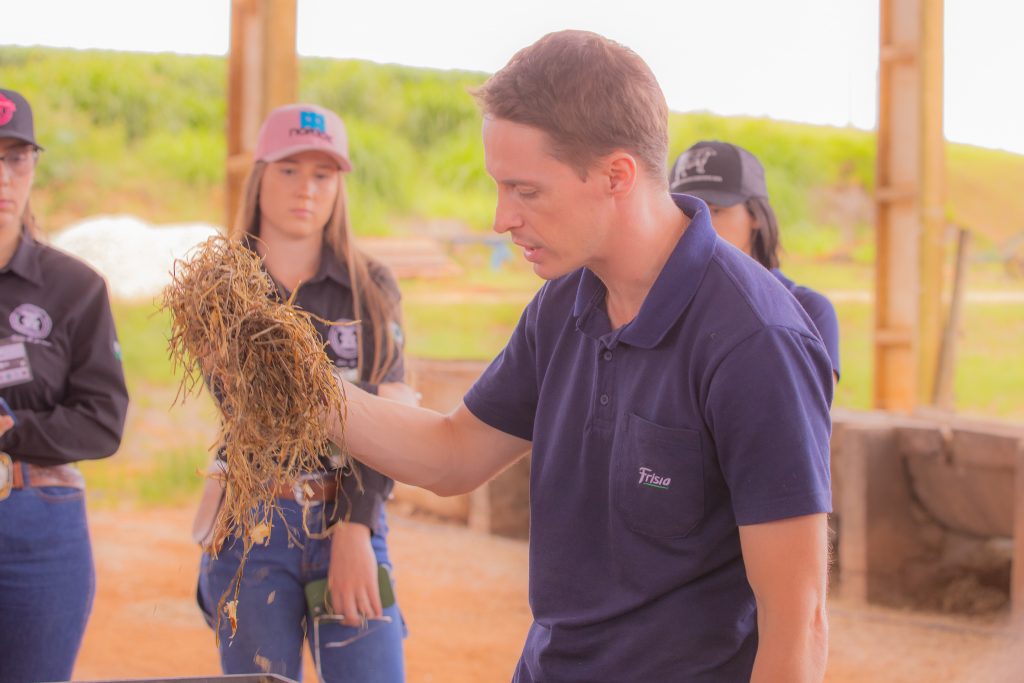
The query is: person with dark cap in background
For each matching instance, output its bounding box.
[670,140,840,381]
[0,88,130,682]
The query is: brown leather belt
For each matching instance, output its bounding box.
[0,452,86,501]
[272,473,340,504]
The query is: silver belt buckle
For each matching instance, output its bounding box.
[292,480,307,505]
[0,452,12,501]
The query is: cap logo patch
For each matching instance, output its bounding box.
[300,111,326,133]
[0,95,16,127]
[671,147,720,186]
[290,110,333,143]
[10,303,53,340]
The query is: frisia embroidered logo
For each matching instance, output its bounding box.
[638,466,671,490]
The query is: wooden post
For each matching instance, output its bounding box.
[873,0,946,412]
[226,0,298,228]
[932,228,970,409]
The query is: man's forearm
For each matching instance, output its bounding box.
[331,382,457,492]
[329,380,530,497]
[750,602,828,683]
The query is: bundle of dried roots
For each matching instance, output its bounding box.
[161,235,348,627]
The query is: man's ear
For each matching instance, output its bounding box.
[605,152,638,196]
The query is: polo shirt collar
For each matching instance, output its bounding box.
[0,228,44,286]
[307,245,351,288]
[572,194,717,349]
[243,235,351,290]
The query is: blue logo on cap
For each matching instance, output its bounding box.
[300,111,326,133]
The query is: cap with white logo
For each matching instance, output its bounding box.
[669,140,767,207]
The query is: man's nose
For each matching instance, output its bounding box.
[492,193,522,234]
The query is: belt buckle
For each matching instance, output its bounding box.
[292,480,307,505]
[0,452,12,501]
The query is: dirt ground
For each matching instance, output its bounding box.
[73,504,1023,683]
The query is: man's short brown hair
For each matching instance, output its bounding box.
[474,30,669,183]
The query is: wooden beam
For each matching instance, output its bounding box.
[226,0,298,228]
[873,0,946,412]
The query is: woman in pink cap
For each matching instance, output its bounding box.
[196,103,416,682]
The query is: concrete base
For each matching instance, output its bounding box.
[831,408,1024,616]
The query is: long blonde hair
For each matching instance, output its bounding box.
[22,200,40,240]
[230,161,401,384]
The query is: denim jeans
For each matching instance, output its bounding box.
[0,482,95,683]
[198,499,405,682]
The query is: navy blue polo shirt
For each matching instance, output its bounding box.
[464,194,833,682]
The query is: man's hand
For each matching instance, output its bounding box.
[0,415,13,436]
[328,521,382,627]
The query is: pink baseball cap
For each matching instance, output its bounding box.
[253,103,352,171]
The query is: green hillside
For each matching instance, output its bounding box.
[2,45,1022,262]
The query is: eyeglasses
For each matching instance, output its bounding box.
[0,146,39,178]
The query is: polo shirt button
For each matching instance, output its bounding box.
[603,351,613,361]
[599,394,610,406]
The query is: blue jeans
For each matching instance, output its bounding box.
[0,482,95,683]
[198,499,405,682]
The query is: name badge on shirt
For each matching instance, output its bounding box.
[0,339,33,389]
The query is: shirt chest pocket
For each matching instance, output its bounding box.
[613,413,704,539]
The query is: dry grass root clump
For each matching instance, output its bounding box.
[161,234,347,562]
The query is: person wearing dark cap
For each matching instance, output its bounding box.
[194,103,415,682]
[0,88,129,681]
[670,140,840,381]
[312,31,832,683]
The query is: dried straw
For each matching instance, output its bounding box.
[161,235,348,632]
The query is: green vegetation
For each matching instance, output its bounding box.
[4,45,1022,260]
[80,443,210,509]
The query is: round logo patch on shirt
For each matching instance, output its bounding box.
[9,303,53,340]
[327,319,360,369]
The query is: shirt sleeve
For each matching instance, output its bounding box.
[0,279,129,465]
[704,325,833,526]
[338,461,390,534]
[463,295,540,441]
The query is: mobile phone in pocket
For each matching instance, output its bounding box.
[0,397,16,426]
[305,563,396,618]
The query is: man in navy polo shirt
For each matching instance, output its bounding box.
[327,30,832,682]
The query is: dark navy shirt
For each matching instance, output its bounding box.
[0,229,129,465]
[772,269,841,379]
[464,195,833,682]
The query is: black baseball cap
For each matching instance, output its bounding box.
[669,140,766,206]
[0,88,41,149]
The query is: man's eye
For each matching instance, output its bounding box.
[517,188,538,199]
